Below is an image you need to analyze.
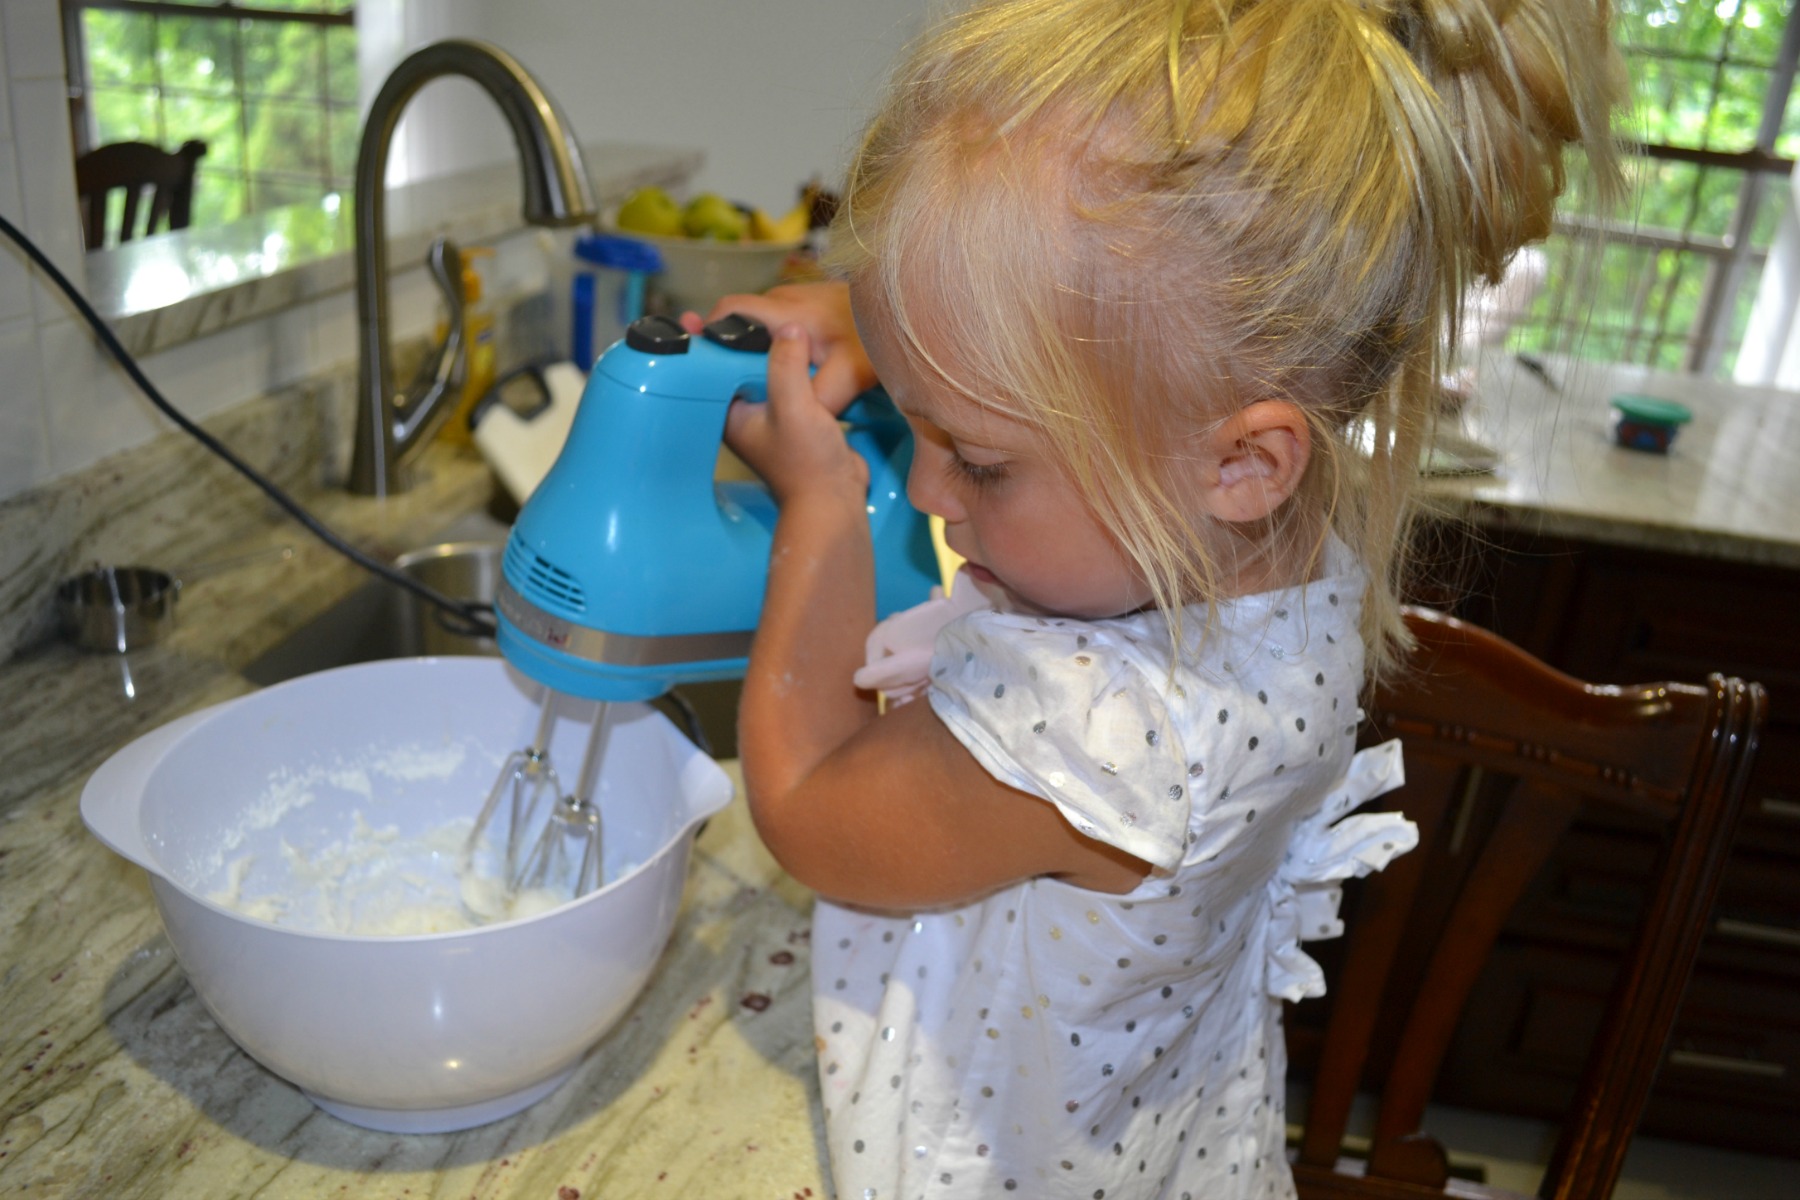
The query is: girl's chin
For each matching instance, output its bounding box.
[955,561,1151,621]
[962,570,1059,618]
[951,562,1007,601]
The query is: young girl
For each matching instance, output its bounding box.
[708,1,1623,1196]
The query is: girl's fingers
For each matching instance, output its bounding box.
[706,293,787,328]
[764,323,816,414]
[812,354,873,415]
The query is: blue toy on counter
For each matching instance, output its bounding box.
[496,313,941,701]
[1610,393,1693,454]
[569,233,663,371]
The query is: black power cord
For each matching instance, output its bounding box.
[0,210,498,640]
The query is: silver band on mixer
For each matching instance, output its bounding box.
[496,580,756,666]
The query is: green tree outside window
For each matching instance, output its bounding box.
[72,1,357,236]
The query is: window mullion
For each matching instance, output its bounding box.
[151,10,166,151]
[1692,6,1800,373]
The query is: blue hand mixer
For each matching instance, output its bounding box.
[469,313,940,900]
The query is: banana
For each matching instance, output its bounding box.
[750,200,811,243]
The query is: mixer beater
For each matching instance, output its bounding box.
[465,688,609,903]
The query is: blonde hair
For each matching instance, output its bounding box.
[830,0,1625,679]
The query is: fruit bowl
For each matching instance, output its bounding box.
[81,657,731,1133]
[603,226,804,314]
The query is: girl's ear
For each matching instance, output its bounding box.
[1194,400,1313,524]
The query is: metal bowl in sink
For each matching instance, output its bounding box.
[243,539,742,756]
[242,543,501,685]
[392,541,504,657]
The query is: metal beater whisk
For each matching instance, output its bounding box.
[466,689,611,902]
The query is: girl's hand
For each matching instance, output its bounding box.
[684,280,875,414]
[723,323,869,506]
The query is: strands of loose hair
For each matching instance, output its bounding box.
[832,0,1625,683]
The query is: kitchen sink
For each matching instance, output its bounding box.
[241,522,741,756]
[239,541,502,686]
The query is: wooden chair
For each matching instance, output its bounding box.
[74,139,207,249]
[1291,607,1765,1200]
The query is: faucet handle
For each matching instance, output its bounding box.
[394,236,470,445]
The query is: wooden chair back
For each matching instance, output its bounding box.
[74,139,207,249]
[1292,607,1765,1200]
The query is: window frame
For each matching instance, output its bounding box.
[1524,4,1800,375]
[61,0,358,229]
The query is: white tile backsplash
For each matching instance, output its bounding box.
[140,316,276,425]
[0,137,32,325]
[41,316,154,473]
[268,300,316,390]
[0,26,13,138]
[1,0,63,84]
[309,292,357,374]
[0,314,48,489]
[9,76,82,324]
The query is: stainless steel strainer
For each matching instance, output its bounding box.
[56,546,294,654]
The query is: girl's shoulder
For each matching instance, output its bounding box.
[940,537,1369,686]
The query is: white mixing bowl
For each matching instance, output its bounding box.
[82,657,731,1133]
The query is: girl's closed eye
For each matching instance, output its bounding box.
[948,445,1010,490]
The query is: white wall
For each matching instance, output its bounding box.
[480,1,925,213]
[0,0,925,505]
[358,0,925,211]
[1,0,85,498]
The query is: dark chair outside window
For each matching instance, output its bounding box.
[74,139,207,250]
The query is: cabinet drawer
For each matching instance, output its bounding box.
[1743,728,1800,839]
[1499,809,1800,979]
[1439,944,1799,1156]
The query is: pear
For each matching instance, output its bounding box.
[682,193,750,242]
[615,186,684,237]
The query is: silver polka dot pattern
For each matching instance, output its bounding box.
[813,566,1393,1199]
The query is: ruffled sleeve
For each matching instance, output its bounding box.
[1266,737,1415,1002]
[927,613,1194,873]
[852,568,993,706]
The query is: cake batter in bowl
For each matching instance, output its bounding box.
[82,657,730,1132]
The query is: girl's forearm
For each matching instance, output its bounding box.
[738,489,880,803]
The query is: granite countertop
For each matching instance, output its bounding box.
[0,445,828,1199]
[1425,350,1800,569]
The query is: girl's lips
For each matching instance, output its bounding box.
[961,561,999,585]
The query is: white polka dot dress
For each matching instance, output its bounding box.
[814,540,1415,1200]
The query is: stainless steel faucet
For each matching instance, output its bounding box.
[350,39,596,496]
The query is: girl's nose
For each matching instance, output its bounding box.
[907,449,963,523]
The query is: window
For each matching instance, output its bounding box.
[1515,0,1799,375]
[62,0,358,234]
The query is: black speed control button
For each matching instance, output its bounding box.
[702,313,772,353]
[624,314,690,354]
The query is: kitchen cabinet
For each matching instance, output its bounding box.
[1288,353,1800,1157]
[1428,528,1797,1155]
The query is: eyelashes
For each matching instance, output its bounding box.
[946,450,1009,491]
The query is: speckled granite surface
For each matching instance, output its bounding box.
[0,439,829,1198]
[1427,352,1800,570]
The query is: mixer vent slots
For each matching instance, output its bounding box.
[507,541,587,613]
